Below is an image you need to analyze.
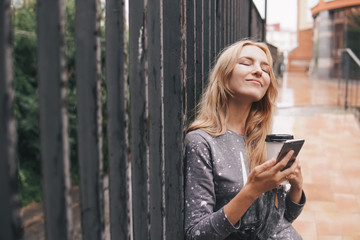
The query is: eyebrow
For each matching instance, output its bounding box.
[239,56,269,66]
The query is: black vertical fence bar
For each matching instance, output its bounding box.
[203,0,210,85]
[75,0,105,238]
[233,0,236,42]
[233,0,236,41]
[186,0,195,122]
[263,0,267,41]
[223,0,226,46]
[248,0,252,38]
[227,0,231,45]
[240,0,250,38]
[344,53,350,109]
[238,0,241,40]
[163,0,184,238]
[235,0,238,40]
[0,0,22,239]
[222,0,225,47]
[239,0,242,38]
[148,0,164,239]
[105,0,129,238]
[221,0,225,49]
[211,0,216,65]
[37,0,73,238]
[195,0,203,105]
[237,0,240,39]
[216,0,221,55]
[129,0,149,239]
[227,0,230,45]
[230,0,233,42]
[230,0,233,43]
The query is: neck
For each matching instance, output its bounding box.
[226,98,252,135]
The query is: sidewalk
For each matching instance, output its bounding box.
[274,72,360,240]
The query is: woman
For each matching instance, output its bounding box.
[184,40,306,240]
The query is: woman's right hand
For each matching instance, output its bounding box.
[245,150,296,198]
[224,150,297,225]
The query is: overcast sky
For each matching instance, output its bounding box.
[254,0,320,31]
[253,0,298,31]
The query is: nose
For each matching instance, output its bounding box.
[252,64,262,77]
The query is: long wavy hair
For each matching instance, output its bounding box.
[187,40,278,170]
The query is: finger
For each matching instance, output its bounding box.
[281,157,299,176]
[255,158,277,173]
[289,156,299,170]
[274,150,294,172]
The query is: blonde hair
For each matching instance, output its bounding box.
[187,40,278,170]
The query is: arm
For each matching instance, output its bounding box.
[284,157,306,222]
[184,134,238,240]
[225,151,304,226]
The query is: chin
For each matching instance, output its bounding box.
[231,89,267,103]
[247,92,266,103]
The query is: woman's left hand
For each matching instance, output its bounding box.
[286,157,303,203]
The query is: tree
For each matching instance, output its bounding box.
[13,0,42,205]
[14,0,108,206]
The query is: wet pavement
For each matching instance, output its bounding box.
[274,72,360,239]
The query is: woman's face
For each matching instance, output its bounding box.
[228,45,271,103]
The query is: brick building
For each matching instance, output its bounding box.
[288,0,360,79]
[310,0,360,79]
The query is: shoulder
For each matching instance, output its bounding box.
[185,129,214,145]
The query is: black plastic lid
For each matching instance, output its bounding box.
[265,134,294,142]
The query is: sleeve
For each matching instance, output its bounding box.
[184,132,239,240]
[284,190,306,223]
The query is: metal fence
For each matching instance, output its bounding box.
[337,48,360,111]
[0,0,265,239]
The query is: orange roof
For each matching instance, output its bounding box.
[311,0,360,16]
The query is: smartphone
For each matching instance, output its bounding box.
[276,139,305,171]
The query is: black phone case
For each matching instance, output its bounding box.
[276,139,305,170]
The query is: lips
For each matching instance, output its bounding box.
[246,79,262,86]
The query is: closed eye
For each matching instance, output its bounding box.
[261,64,270,73]
[240,62,250,66]
[262,68,270,73]
[239,60,252,66]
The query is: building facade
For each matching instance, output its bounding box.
[287,0,315,72]
[310,0,360,79]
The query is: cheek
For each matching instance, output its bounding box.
[264,75,271,89]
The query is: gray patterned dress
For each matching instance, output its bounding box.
[184,129,306,240]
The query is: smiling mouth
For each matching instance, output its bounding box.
[246,79,262,86]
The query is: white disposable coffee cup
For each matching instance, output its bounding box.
[265,134,294,160]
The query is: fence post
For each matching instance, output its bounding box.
[37,0,73,238]
[216,0,221,55]
[186,0,195,123]
[203,0,210,86]
[248,0,252,38]
[344,53,350,109]
[230,0,234,42]
[148,0,164,239]
[129,0,150,239]
[163,0,185,238]
[222,0,226,47]
[195,0,203,107]
[75,0,105,238]
[0,0,22,239]
[105,0,130,239]
[210,0,216,65]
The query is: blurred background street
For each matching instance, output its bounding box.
[274,71,360,239]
